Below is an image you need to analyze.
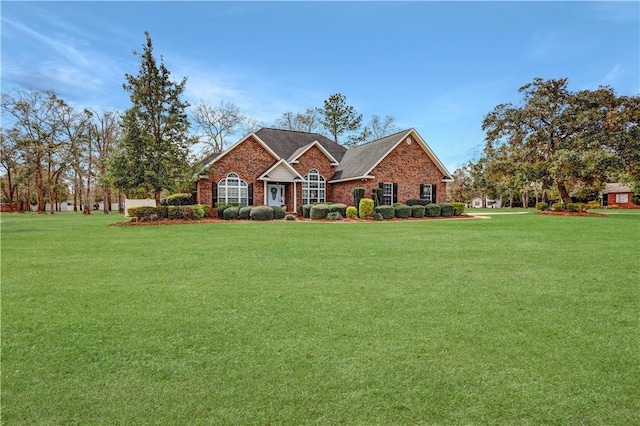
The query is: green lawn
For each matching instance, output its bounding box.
[2,211,639,425]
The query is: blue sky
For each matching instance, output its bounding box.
[2,1,639,172]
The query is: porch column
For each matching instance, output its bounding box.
[293,181,297,214]
[263,181,268,205]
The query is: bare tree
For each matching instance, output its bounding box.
[192,100,247,154]
[368,115,400,139]
[275,108,323,134]
[90,110,121,214]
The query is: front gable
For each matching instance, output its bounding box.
[291,143,336,182]
[209,134,278,183]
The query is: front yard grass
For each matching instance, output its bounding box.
[1,211,639,424]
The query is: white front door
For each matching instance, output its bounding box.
[267,184,285,207]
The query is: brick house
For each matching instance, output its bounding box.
[195,127,453,213]
[601,183,638,208]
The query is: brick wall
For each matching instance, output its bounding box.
[331,136,448,206]
[292,145,336,207]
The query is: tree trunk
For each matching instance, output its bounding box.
[557,181,572,204]
[155,191,161,208]
[103,187,110,214]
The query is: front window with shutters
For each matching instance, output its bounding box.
[218,173,248,205]
[302,169,325,204]
[382,182,394,205]
[421,184,433,203]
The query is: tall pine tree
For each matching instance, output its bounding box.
[111,32,193,206]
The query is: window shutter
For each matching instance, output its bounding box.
[211,182,218,206]
[420,184,425,199]
[379,182,384,189]
[432,184,437,203]
[393,183,398,204]
[248,183,254,206]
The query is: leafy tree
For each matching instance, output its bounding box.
[111,32,194,207]
[482,78,627,204]
[318,93,362,146]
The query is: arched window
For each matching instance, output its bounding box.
[302,169,325,204]
[218,173,248,205]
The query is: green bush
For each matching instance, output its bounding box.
[583,201,600,211]
[406,198,430,206]
[302,204,313,218]
[285,214,297,221]
[551,202,565,212]
[167,206,195,220]
[201,205,211,218]
[374,205,395,220]
[192,204,205,219]
[371,187,383,207]
[351,187,365,213]
[327,212,343,221]
[250,206,274,221]
[373,212,384,221]
[223,206,240,220]
[425,204,441,217]
[156,206,169,219]
[359,198,374,219]
[566,203,582,212]
[451,202,465,216]
[272,206,286,219]
[165,193,193,206]
[239,206,253,219]
[328,203,347,217]
[346,206,358,219]
[128,206,160,221]
[411,205,426,218]
[439,203,454,217]
[536,202,549,211]
[394,204,411,219]
[217,202,241,218]
[310,204,330,220]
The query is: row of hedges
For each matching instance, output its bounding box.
[128,205,210,221]
[219,205,286,221]
[298,201,464,221]
[536,201,600,212]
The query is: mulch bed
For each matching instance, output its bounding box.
[110,214,476,226]
[537,211,608,217]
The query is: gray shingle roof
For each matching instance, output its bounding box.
[254,128,346,162]
[331,129,410,181]
[603,183,633,193]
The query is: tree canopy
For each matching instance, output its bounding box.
[110,32,194,206]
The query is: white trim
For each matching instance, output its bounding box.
[202,132,280,169]
[328,175,376,184]
[258,159,304,182]
[287,140,340,165]
[356,129,453,182]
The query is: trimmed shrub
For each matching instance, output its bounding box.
[451,202,465,216]
[168,206,195,220]
[272,206,286,219]
[156,206,169,219]
[346,206,358,219]
[310,204,330,220]
[223,206,240,220]
[239,206,253,219]
[302,204,313,218]
[374,205,395,220]
[566,203,582,212]
[373,212,384,221]
[411,204,426,218]
[328,203,347,217]
[371,187,383,207]
[406,198,430,206]
[551,202,565,212]
[425,203,441,217]
[351,187,365,213]
[285,214,297,221]
[201,205,211,218]
[536,202,549,211]
[250,206,274,221]
[394,204,412,219]
[216,203,239,218]
[192,204,205,219]
[359,198,374,219]
[439,203,454,217]
[327,212,343,221]
[128,206,159,221]
[165,193,193,206]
